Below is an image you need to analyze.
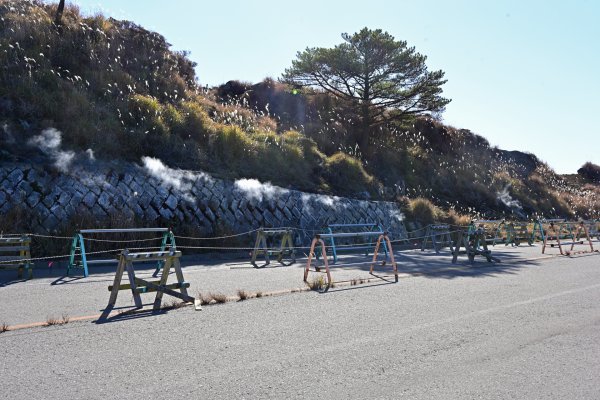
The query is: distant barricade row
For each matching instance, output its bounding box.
[0,235,33,279]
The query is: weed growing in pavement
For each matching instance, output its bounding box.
[1,322,8,333]
[163,299,187,310]
[256,291,263,298]
[45,316,60,326]
[307,276,326,291]
[210,293,228,304]
[61,314,70,324]
[197,292,213,305]
[237,290,249,301]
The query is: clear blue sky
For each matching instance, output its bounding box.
[74,0,599,174]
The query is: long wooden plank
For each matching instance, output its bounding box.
[80,228,169,234]
[108,281,190,292]
[319,232,383,238]
[0,236,30,241]
[0,246,30,252]
[125,250,181,260]
[85,258,119,264]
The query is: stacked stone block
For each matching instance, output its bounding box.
[0,162,406,244]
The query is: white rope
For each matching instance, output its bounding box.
[29,233,73,240]
[174,228,261,240]
[0,246,170,265]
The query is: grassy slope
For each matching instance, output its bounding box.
[0,0,597,222]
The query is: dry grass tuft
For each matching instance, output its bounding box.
[210,293,228,304]
[61,314,70,324]
[197,292,213,305]
[45,316,60,326]
[255,291,263,298]
[1,322,8,333]
[307,276,326,291]
[164,299,187,310]
[237,290,249,301]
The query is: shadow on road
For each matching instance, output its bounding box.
[94,302,182,325]
[316,248,547,280]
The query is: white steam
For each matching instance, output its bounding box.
[390,209,404,222]
[497,185,523,211]
[142,156,212,202]
[2,123,15,144]
[234,178,288,202]
[86,148,95,161]
[28,128,75,172]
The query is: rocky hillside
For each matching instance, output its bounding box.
[1,0,598,224]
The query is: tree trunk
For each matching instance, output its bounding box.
[357,72,372,156]
[54,0,65,26]
[357,103,371,156]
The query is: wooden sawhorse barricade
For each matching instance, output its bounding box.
[105,249,193,314]
[421,224,453,253]
[0,235,33,279]
[543,221,595,256]
[470,220,508,246]
[583,220,600,242]
[317,223,388,264]
[250,228,296,268]
[504,222,533,246]
[531,218,568,244]
[68,228,176,277]
[451,226,499,263]
[304,232,398,288]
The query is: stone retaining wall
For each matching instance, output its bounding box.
[0,159,406,244]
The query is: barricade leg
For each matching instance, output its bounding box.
[251,230,270,268]
[304,237,331,286]
[153,230,176,276]
[107,254,127,309]
[370,234,398,282]
[566,223,595,256]
[451,231,464,263]
[277,231,296,266]
[153,256,173,310]
[125,256,143,308]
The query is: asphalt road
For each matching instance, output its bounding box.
[1,250,599,399]
[0,245,548,326]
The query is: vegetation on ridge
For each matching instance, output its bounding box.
[0,0,598,222]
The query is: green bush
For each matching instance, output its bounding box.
[322,152,378,196]
[406,198,442,225]
[210,125,253,170]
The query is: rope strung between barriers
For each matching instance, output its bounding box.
[1,227,466,264]
[7,221,596,268]
[0,246,169,265]
[0,223,477,267]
